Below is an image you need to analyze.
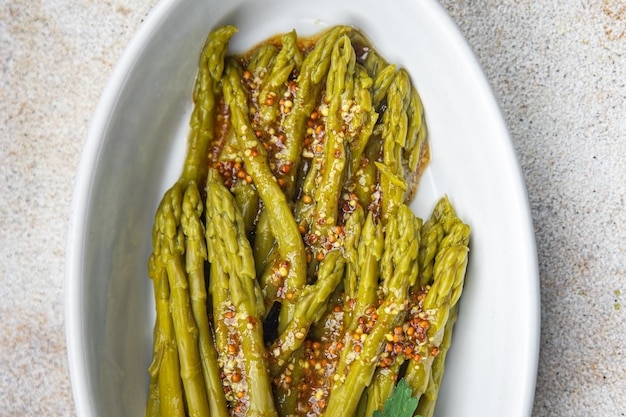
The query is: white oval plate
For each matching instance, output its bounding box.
[66,0,540,416]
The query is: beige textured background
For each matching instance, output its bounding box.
[1,0,624,415]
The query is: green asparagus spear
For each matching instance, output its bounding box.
[353,212,384,313]
[182,25,237,185]
[282,25,351,199]
[222,58,307,330]
[404,197,469,399]
[348,207,420,417]
[325,205,421,417]
[145,382,160,417]
[146,25,236,414]
[273,346,306,416]
[154,183,211,417]
[417,196,469,287]
[415,304,459,417]
[246,44,279,78]
[181,182,229,417]
[230,178,260,235]
[208,260,231,368]
[342,205,365,302]
[205,178,278,417]
[416,219,444,288]
[371,63,397,110]
[363,360,403,417]
[333,211,384,384]
[257,29,302,127]
[362,48,388,80]
[360,46,397,110]
[380,201,420,294]
[404,244,468,400]
[347,65,378,181]
[248,31,303,265]
[147,255,185,417]
[379,69,412,223]
[309,34,355,264]
[268,250,345,376]
[405,85,425,161]
[253,208,276,275]
[351,132,382,211]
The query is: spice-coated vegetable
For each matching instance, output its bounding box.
[145,24,469,417]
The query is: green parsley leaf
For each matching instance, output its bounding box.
[372,379,419,417]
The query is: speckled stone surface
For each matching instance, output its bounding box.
[0,1,624,416]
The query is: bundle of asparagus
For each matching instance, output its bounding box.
[146,24,469,417]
